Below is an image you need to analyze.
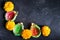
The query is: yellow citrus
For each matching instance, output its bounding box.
[42,26,51,36]
[22,29,32,39]
[4,1,14,12]
[6,21,15,31]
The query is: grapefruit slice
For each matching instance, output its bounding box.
[30,23,41,38]
[5,11,18,21]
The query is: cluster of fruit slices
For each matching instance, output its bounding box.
[4,1,51,40]
[5,11,41,39]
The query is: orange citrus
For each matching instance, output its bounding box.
[4,1,14,12]
[22,29,32,39]
[42,26,51,36]
[6,21,15,31]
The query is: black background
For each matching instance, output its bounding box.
[0,0,60,40]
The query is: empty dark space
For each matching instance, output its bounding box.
[0,0,60,40]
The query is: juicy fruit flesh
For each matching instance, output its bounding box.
[42,26,51,36]
[6,11,15,20]
[22,29,32,39]
[13,24,22,35]
[6,21,15,31]
[31,27,39,36]
[4,1,14,12]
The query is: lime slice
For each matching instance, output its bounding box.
[13,22,24,36]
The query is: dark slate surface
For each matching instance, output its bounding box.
[0,0,60,40]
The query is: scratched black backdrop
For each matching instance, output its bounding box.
[0,0,60,40]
